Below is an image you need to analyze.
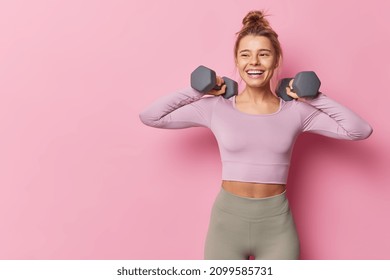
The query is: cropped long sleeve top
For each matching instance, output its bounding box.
[139,88,373,184]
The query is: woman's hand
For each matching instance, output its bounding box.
[285,79,305,102]
[206,76,227,96]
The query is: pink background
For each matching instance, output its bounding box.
[0,0,389,259]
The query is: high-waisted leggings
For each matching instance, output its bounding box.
[204,188,300,260]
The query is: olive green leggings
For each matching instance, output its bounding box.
[204,188,300,260]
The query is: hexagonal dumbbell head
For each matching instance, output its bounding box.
[292,71,321,99]
[190,65,217,93]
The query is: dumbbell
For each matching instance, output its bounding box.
[276,71,321,101]
[191,65,238,99]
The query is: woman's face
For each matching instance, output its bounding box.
[235,35,277,89]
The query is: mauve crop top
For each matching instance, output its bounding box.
[139,88,373,184]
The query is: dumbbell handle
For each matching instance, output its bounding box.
[191,65,238,99]
[213,83,223,91]
[200,76,237,99]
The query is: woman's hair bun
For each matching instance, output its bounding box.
[242,10,270,29]
[234,10,282,68]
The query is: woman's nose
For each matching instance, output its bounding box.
[250,55,260,65]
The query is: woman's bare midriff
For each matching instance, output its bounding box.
[222,180,286,198]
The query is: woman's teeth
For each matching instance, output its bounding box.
[247,70,264,77]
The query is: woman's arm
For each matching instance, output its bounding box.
[139,87,219,129]
[296,93,373,140]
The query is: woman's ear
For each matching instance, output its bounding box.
[234,53,241,66]
[273,59,279,69]
[274,56,282,69]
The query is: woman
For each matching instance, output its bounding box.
[139,10,373,260]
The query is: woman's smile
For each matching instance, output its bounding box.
[236,35,276,88]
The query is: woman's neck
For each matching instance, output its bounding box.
[240,85,277,104]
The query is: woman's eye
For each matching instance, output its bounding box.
[241,54,249,57]
[260,53,269,57]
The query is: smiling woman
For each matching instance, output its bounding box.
[237,36,275,87]
[139,10,373,260]
[234,35,281,115]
